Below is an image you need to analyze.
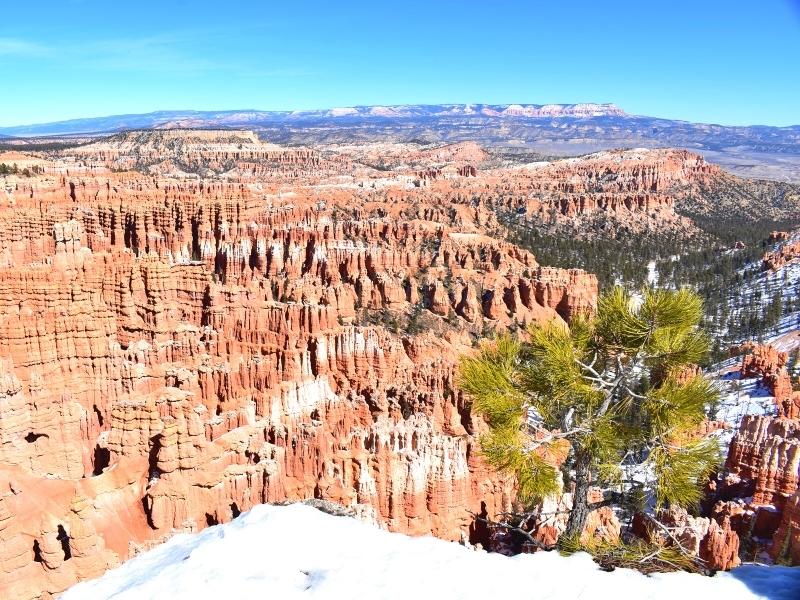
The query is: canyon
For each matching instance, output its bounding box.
[1,130,799,597]
[0,132,599,598]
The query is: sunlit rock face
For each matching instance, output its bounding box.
[715,342,800,565]
[724,344,800,516]
[763,239,800,272]
[0,136,601,598]
[632,507,741,571]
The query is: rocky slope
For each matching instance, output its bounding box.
[56,133,768,242]
[2,132,798,597]
[0,139,597,598]
[69,129,323,177]
[709,343,800,565]
[504,148,716,238]
[763,236,800,272]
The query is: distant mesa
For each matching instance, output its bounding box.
[0,103,629,137]
[2,103,799,183]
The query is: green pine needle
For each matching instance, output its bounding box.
[459,285,717,521]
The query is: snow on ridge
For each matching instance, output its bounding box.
[328,107,359,117]
[711,371,777,448]
[690,239,800,348]
[62,503,799,600]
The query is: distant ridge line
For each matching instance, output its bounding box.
[1,103,627,137]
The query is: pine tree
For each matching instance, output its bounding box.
[459,287,720,543]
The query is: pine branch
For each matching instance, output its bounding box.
[524,425,588,449]
[574,357,606,382]
[638,511,708,570]
[468,512,557,551]
[624,386,648,400]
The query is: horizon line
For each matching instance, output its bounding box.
[1,102,799,134]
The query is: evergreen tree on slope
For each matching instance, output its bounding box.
[459,287,720,542]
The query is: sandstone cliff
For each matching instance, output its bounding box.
[0,149,597,598]
[718,343,800,564]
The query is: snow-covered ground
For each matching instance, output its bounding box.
[710,361,777,447]
[714,248,800,345]
[765,309,800,354]
[648,230,800,347]
[646,260,658,286]
[707,273,800,447]
[62,503,800,600]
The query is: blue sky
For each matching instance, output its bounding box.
[1,0,798,127]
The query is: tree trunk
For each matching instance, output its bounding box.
[563,449,592,540]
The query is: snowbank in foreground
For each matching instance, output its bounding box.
[62,503,798,600]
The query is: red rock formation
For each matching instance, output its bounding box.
[0,147,599,597]
[633,507,741,571]
[457,165,477,177]
[581,506,621,545]
[740,344,788,378]
[725,415,800,508]
[700,516,741,571]
[737,343,799,417]
[763,240,800,271]
[769,231,790,244]
[408,147,722,240]
[771,489,800,564]
[413,169,442,187]
[695,420,730,438]
[781,394,800,420]
[69,130,322,178]
[519,148,715,217]
[718,342,800,564]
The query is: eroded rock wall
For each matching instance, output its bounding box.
[0,163,596,598]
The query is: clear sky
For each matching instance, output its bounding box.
[1,0,799,127]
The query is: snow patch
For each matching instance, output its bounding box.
[328,107,359,117]
[646,260,658,285]
[62,503,800,600]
